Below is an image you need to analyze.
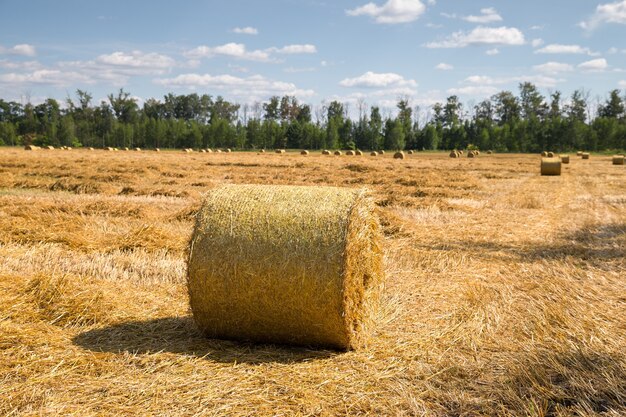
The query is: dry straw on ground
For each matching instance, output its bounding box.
[187,184,383,350]
[561,155,570,164]
[541,157,562,176]
[613,155,625,165]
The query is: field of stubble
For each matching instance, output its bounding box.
[1,148,625,416]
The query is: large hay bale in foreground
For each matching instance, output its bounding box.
[560,155,570,164]
[393,151,405,159]
[541,157,562,176]
[613,155,625,165]
[582,152,590,160]
[188,185,384,350]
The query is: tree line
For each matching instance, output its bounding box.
[1,82,625,152]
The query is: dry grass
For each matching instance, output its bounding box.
[0,148,625,416]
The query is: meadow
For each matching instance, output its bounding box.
[1,148,625,416]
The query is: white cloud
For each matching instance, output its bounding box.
[580,0,626,30]
[531,38,544,48]
[346,0,426,24]
[530,25,543,30]
[535,44,597,55]
[96,51,175,68]
[463,74,564,88]
[486,48,499,55]
[619,80,626,88]
[0,59,42,71]
[0,43,36,57]
[462,7,502,24]
[435,62,453,70]
[283,66,316,73]
[232,26,258,35]
[267,44,317,54]
[339,71,417,88]
[184,43,272,62]
[533,61,574,74]
[447,85,499,96]
[578,58,608,72]
[0,69,93,87]
[425,26,525,48]
[154,73,316,100]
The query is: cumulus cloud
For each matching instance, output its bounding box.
[435,62,453,70]
[535,44,597,55]
[447,85,499,96]
[486,48,499,55]
[533,61,574,74]
[462,74,564,88]
[0,69,92,87]
[184,43,272,62]
[619,80,626,88]
[580,0,626,30]
[0,43,36,57]
[531,38,544,48]
[346,0,426,24]
[267,44,317,54]
[154,73,316,100]
[424,26,525,48]
[578,58,608,72]
[462,7,502,24]
[339,71,417,88]
[96,51,175,68]
[232,26,258,35]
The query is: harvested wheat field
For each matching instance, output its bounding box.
[1,148,625,416]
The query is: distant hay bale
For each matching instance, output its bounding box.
[541,151,548,157]
[613,155,625,165]
[449,150,459,158]
[275,149,285,154]
[576,151,583,156]
[547,151,555,157]
[541,157,562,176]
[87,147,94,151]
[113,148,119,151]
[322,149,331,155]
[216,149,222,153]
[184,148,192,153]
[187,184,383,350]
[259,149,265,153]
[355,150,363,156]
[46,146,55,150]
[124,147,129,151]
[300,150,309,155]
[393,151,405,159]
[407,150,414,154]
[379,150,385,155]
[225,148,232,153]
[134,147,141,151]
[105,147,114,151]
[155,148,160,152]
[346,150,355,156]
[486,150,493,154]
[200,149,207,153]
[370,151,378,156]
[24,145,39,150]
[206,148,213,153]
[582,152,590,160]
[458,150,464,155]
[560,154,570,164]
[334,150,343,156]
[467,151,475,158]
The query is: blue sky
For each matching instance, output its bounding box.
[1,0,626,116]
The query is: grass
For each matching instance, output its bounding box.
[0,148,625,416]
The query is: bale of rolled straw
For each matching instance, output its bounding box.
[449,150,459,158]
[216,149,222,153]
[613,155,625,165]
[275,149,285,154]
[187,184,384,350]
[24,145,39,150]
[225,148,232,153]
[393,151,405,159]
[87,147,94,151]
[541,151,548,157]
[576,151,583,156]
[184,148,192,153]
[105,147,114,151]
[46,145,55,150]
[300,150,309,155]
[486,150,493,154]
[322,149,331,155]
[541,157,561,176]
[155,148,160,152]
[458,150,464,155]
[346,150,355,156]
[134,147,141,151]
[582,152,590,160]
[124,147,129,151]
[259,149,265,153]
[379,150,385,155]
[334,150,343,156]
[467,151,476,158]
[547,151,555,157]
[206,148,213,153]
[560,154,570,164]
[407,150,414,154]
[370,151,378,156]
[355,150,363,156]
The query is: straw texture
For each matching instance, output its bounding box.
[187,184,384,350]
[541,157,562,176]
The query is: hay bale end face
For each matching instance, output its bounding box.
[300,150,309,155]
[393,151,405,159]
[379,150,385,155]
[322,149,331,155]
[576,151,583,156]
[334,150,343,156]
[560,155,570,164]
[449,150,459,158]
[370,151,378,156]
[407,150,414,154]
[582,152,590,160]
[613,155,625,165]
[355,150,363,156]
[547,151,555,157]
[155,148,160,152]
[346,150,355,156]
[486,150,493,154]
[541,157,562,176]
[187,185,384,350]
[467,151,475,158]
[541,151,548,157]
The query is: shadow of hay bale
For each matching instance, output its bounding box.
[72,317,338,364]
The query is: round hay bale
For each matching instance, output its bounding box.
[300,150,309,155]
[576,151,583,156]
[123,147,129,151]
[458,150,464,155]
[379,150,385,155]
[541,151,548,157]
[346,150,355,156]
[225,148,232,153]
[216,149,222,153]
[275,149,285,154]
[355,150,363,156]
[393,151,405,159]
[560,155,570,164]
[259,149,265,153]
[187,184,384,350]
[206,148,213,153]
[87,147,94,151]
[113,148,119,151]
[467,151,475,158]
[407,150,414,154]
[200,149,207,153]
[582,152,590,160]
[541,157,562,176]
[449,150,459,158]
[547,151,555,157]
[322,149,331,155]
[613,155,625,165]
[46,146,55,150]
[24,145,39,150]
[370,151,378,156]
[334,150,343,156]
[184,148,192,153]
[105,147,114,151]
[155,148,160,152]
[486,150,493,155]
[134,147,141,151]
